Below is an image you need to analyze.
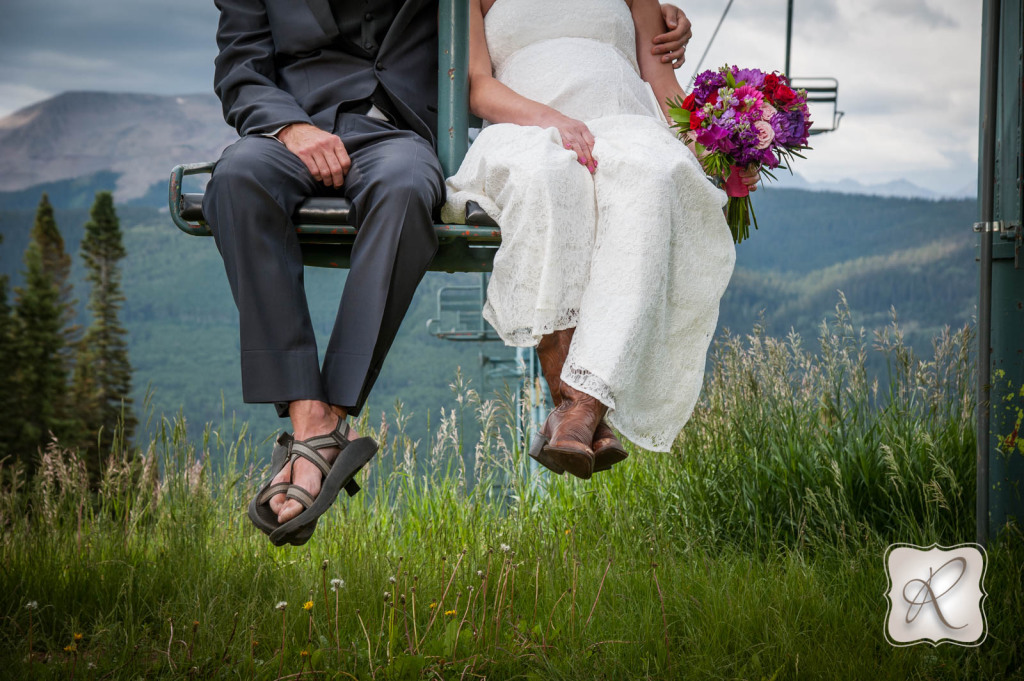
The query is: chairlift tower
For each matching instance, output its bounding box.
[425,273,551,460]
[976,0,1023,546]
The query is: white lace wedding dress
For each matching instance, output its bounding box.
[442,0,736,451]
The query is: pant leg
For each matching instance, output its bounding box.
[202,135,329,408]
[320,114,444,414]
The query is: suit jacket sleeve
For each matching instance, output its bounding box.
[213,0,314,136]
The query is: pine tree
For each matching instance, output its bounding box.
[0,236,20,464]
[30,193,77,336]
[12,240,69,471]
[73,192,136,469]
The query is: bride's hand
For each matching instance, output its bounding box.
[737,165,761,192]
[548,114,598,174]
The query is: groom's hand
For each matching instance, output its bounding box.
[278,123,352,188]
[654,4,693,68]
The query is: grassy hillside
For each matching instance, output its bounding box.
[0,187,979,448]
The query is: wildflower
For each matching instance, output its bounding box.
[500,543,510,553]
[383,592,390,602]
[275,601,288,611]
[429,602,437,609]
[565,528,571,535]
[444,609,456,616]
[300,650,310,658]
[64,644,76,653]
[303,601,313,611]
[388,576,396,584]
[330,578,345,592]
[477,570,484,579]
[25,601,38,611]
[73,633,83,642]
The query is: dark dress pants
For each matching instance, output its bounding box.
[203,113,444,417]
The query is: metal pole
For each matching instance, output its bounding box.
[976,0,1002,548]
[784,0,794,77]
[437,0,470,178]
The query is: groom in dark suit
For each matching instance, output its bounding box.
[205,0,445,523]
[205,0,694,526]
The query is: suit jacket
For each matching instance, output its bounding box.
[213,0,439,145]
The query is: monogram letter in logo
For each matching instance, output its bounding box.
[884,543,987,647]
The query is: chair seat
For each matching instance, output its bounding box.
[178,193,499,230]
[175,192,501,273]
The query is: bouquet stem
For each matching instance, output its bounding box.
[724,165,755,244]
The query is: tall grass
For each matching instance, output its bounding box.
[1,297,1021,680]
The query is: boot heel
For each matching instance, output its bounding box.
[528,432,565,474]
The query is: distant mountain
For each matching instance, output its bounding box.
[0,91,237,201]
[769,172,967,200]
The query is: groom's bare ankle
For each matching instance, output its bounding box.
[289,400,338,439]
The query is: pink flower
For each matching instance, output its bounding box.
[760,102,777,122]
[753,120,775,149]
[734,85,763,113]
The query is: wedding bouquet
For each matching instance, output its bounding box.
[668,66,812,243]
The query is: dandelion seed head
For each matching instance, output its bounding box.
[275,601,288,611]
[477,570,484,578]
[500,543,510,553]
[388,576,396,584]
[25,601,38,611]
[330,578,345,592]
[383,591,390,602]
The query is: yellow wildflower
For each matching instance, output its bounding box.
[429,602,437,609]
[73,633,83,642]
[300,650,310,658]
[303,600,314,611]
[64,644,76,653]
[444,609,457,616]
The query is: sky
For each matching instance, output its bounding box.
[0,0,982,196]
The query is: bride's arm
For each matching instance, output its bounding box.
[631,0,686,122]
[632,0,760,190]
[467,0,598,172]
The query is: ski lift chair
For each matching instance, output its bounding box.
[789,76,844,135]
[168,2,497,274]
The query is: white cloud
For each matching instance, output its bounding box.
[0,83,53,118]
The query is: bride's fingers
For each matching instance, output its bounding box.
[581,128,598,170]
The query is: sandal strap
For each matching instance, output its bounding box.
[257,482,292,505]
[305,419,351,450]
[285,485,314,509]
[290,441,332,477]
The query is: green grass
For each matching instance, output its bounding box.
[1,299,1022,680]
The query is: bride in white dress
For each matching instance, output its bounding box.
[443,0,758,477]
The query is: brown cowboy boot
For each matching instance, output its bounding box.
[534,329,628,473]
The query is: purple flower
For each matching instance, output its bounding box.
[782,109,809,145]
[693,70,727,102]
[695,124,735,153]
[731,66,765,88]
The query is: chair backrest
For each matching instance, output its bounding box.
[437,1,471,178]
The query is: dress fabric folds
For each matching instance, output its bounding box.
[442,0,736,451]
